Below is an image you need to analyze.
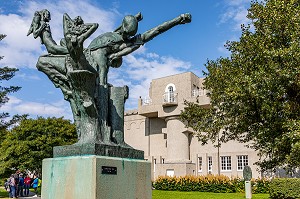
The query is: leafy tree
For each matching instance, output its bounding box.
[181,0,300,172]
[0,34,24,133]
[0,117,77,177]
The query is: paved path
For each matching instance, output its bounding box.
[16,190,41,199]
[18,191,41,199]
[18,195,41,199]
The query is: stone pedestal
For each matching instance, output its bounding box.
[53,143,144,159]
[42,155,152,199]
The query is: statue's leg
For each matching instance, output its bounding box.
[91,49,108,86]
[109,86,131,147]
[91,49,111,144]
[44,38,69,55]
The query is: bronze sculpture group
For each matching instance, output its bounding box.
[28,9,191,158]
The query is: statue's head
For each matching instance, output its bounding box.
[74,16,84,25]
[40,9,51,22]
[121,15,138,39]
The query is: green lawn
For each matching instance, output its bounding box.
[1,187,271,199]
[152,190,270,199]
[0,187,9,198]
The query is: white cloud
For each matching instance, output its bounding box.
[0,0,117,69]
[108,49,192,110]
[220,0,251,31]
[15,72,41,80]
[1,96,73,120]
[226,0,250,6]
[216,0,251,54]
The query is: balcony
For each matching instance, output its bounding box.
[192,89,207,97]
[162,92,178,107]
[143,96,152,105]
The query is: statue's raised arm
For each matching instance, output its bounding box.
[63,13,98,64]
[141,13,191,43]
[91,13,192,86]
[108,14,191,66]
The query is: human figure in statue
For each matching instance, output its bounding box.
[62,13,99,71]
[88,13,191,86]
[27,9,69,55]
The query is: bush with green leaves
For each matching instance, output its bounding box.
[269,178,300,199]
[153,175,269,194]
[0,117,77,178]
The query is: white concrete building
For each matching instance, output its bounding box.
[124,72,261,180]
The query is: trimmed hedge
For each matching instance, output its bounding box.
[153,175,270,194]
[269,178,300,199]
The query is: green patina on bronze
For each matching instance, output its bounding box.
[243,165,252,181]
[28,9,191,159]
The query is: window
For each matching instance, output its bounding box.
[164,83,176,103]
[221,156,232,171]
[154,159,156,172]
[208,156,212,172]
[166,169,174,177]
[167,86,175,102]
[162,158,165,164]
[237,155,248,171]
[198,157,203,172]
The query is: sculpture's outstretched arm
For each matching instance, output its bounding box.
[108,14,191,63]
[108,40,140,60]
[141,13,191,43]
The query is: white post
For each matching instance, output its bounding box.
[243,165,252,199]
[245,180,252,199]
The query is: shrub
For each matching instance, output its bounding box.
[153,175,270,194]
[269,178,300,199]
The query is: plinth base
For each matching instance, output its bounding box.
[53,143,144,159]
[42,155,152,199]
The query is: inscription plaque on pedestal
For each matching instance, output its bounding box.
[102,166,117,175]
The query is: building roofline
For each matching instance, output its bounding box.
[152,71,201,81]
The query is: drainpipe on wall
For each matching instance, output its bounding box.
[147,117,150,156]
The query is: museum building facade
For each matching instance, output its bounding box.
[124,72,261,180]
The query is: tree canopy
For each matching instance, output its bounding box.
[0,117,77,177]
[0,34,23,131]
[181,0,300,172]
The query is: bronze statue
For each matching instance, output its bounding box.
[28,9,191,158]
[27,9,69,55]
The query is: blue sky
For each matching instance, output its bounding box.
[0,0,251,120]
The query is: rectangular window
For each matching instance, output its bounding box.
[221,156,232,171]
[166,169,174,177]
[198,157,203,172]
[237,155,248,171]
[162,158,165,164]
[208,156,212,172]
